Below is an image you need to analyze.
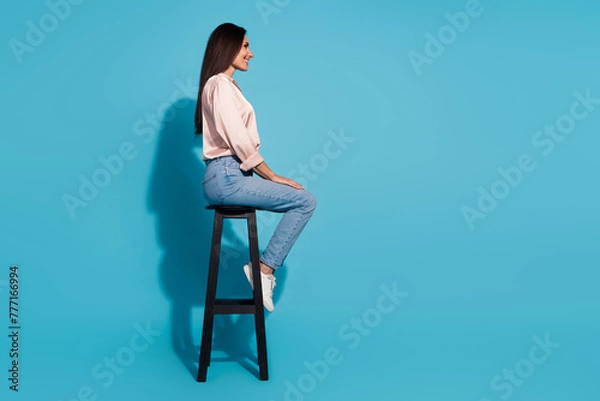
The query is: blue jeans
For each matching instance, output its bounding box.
[202,155,317,270]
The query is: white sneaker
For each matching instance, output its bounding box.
[243,262,276,312]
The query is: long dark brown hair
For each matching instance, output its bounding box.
[194,22,246,135]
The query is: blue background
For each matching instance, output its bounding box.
[1,0,599,400]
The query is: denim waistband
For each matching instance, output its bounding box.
[205,154,254,176]
[205,154,242,166]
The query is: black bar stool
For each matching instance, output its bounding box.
[197,205,269,382]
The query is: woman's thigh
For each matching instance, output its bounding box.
[203,158,314,211]
[227,173,315,212]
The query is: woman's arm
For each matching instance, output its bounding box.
[253,161,305,190]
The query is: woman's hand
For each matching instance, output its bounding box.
[253,161,304,189]
[271,174,305,190]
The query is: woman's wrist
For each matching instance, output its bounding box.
[253,161,277,180]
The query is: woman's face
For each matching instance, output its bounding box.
[231,35,254,72]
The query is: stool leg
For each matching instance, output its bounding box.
[247,212,269,380]
[197,211,224,382]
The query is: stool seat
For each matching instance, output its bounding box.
[205,205,263,212]
[197,204,268,382]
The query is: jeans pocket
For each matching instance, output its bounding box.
[225,165,241,175]
[219,167,241,198]
[202,173,217,184]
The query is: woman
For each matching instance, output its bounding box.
[194,23,317,312]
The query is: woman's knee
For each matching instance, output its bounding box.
[300,190,317,212]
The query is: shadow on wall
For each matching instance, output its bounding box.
[145,98,284,379]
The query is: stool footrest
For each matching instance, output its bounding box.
[214,299,257,314]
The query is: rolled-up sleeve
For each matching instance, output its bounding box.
[208,80,264,171]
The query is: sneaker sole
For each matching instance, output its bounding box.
[243,263,254,290]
